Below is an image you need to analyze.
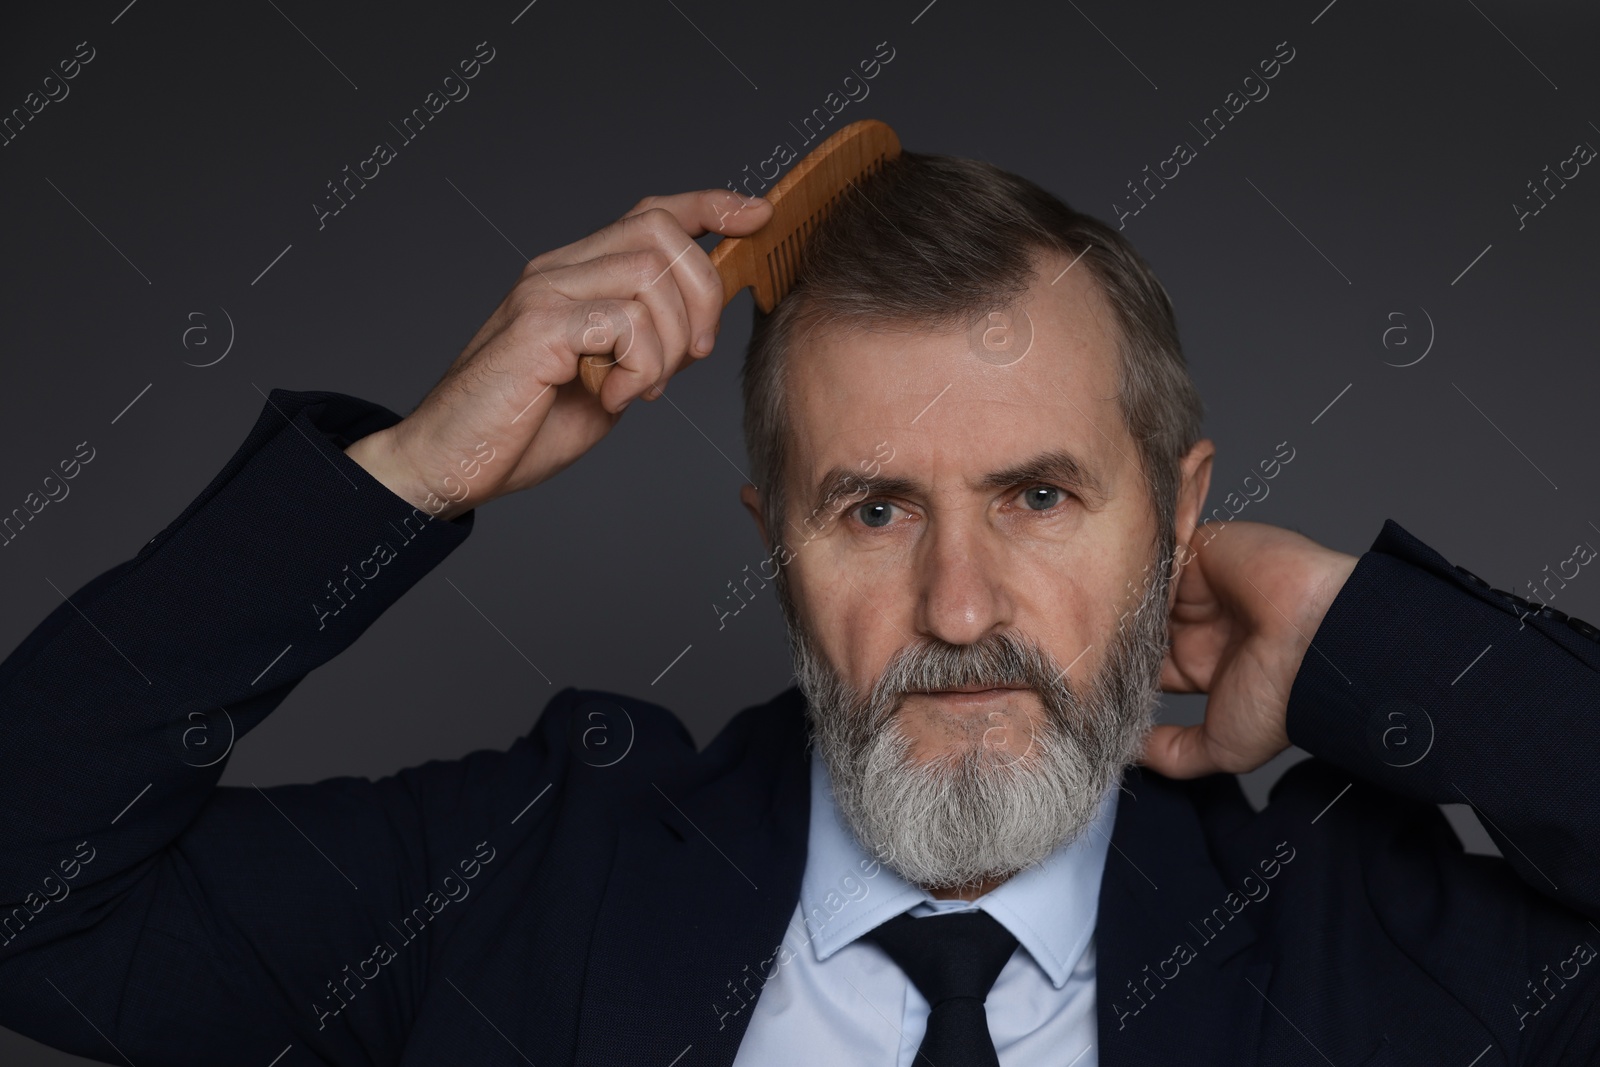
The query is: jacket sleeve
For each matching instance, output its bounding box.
[1285,518,1600,1060]
[0,389,527,1066]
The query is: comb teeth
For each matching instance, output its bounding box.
[763,150,895,305]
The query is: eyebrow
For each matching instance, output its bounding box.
[977,449,1110,500]
[802,448,1111,526]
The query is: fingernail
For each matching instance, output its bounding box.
[695,331,715,355]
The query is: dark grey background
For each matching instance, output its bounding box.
[3,0,1597,1062]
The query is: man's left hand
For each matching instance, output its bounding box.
[1139,520,1358,778]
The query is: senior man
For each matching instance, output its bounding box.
[0,151,1596,1067]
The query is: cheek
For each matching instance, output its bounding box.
[788,548,910,691]
[1023,560,1096,655]
[1009,540,1142,666]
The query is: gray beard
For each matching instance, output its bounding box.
[777,534,1174,893]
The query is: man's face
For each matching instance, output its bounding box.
[782,254,1158,740]
[742,251,1209,890]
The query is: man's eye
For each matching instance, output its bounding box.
[856,501,898,528]
[1021,485,1063,511]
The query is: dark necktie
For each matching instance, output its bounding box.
[863,909,1020,1067]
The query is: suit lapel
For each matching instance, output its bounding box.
[575,696,1274,1066]
[1094,765,1272,1066]
[573,687,811,1067]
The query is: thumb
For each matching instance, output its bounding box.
[708,190,773,236]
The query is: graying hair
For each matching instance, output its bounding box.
[739,150,1204,552]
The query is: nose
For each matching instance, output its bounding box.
[912,513,1013,647]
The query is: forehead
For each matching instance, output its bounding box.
[782,254,1132,498]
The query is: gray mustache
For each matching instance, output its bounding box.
[871,631,1065,705]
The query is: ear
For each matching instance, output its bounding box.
[739,483,770,548]
[1169,437,1215,597]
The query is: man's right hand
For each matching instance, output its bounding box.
[345,188,773,520]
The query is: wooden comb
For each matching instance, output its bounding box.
[578,118,903,396]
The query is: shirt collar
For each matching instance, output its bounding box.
[797,746,1118,989]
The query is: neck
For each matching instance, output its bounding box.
[926,873,1011,902]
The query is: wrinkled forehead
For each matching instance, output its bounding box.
[781,265,1133,505]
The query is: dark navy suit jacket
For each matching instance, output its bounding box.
[1,389,1597,1066]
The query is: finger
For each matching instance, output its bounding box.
[587,301,664,414]
[623,207,726,364]
[1138,723,1220,779]
[546,200,758,366]
[535,223,703,380]
[621,188,773,237]
[540,297,662,414]
[1169,543,1215,608]
[1158,651,1202,693]
[538,250,687,398]
[534,190,769,275]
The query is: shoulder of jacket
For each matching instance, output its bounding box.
[530,686,698,772]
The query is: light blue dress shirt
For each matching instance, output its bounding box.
[731,748,1119,1066]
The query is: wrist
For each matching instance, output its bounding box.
[345,428,465,520]
[1292,548,1359,670]
[1311,550,1360,626]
